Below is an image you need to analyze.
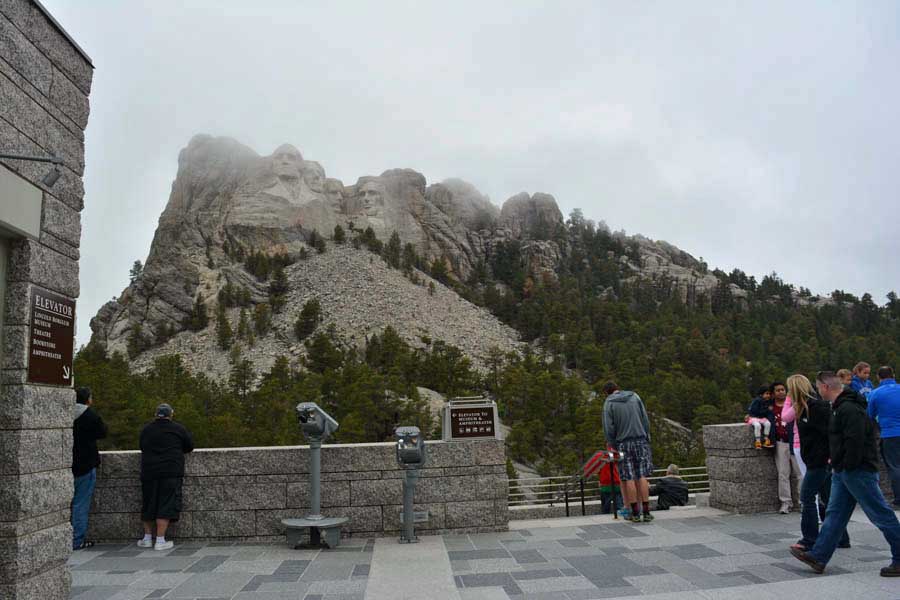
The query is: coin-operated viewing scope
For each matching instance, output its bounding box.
[395,425,427,543]
[296,402,338,441]
[396,426,427,468]
[281,402,347,549]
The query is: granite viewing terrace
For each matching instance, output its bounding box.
[69,506,899,600]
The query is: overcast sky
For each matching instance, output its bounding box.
[43,1,900,346]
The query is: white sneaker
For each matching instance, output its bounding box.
[136,538,153,548]
[779,504,791,514]
[154,540,174,551]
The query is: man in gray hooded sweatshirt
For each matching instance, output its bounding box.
[602,381,654,522]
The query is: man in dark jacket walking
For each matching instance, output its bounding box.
[138,404,194,551]
[791,372,900,577]
[602,381,654,523]
[791,388,849,551]
[72,387,108,549]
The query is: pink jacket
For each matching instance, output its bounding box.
[781,396,801,450]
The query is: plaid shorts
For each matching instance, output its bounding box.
[617,438,654,481]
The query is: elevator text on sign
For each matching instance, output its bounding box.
[27,287,75,386]
[449,406,496,439]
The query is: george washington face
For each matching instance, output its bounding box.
[272,145,303,180]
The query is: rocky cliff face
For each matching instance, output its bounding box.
[90,134,767,374]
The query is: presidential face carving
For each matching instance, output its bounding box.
[272,145,303,180]
[302,161,325,194]
[360,181,386,217]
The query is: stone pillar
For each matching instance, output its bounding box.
[0,2,93,598]
[703,423,798,513]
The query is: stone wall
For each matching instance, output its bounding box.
[704,423,895,514]
[0,2,93,599]
[88,440,508,542]
[703,424,798,513]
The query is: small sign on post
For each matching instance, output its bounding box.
[27,287,75,387]
[442,396,499,441]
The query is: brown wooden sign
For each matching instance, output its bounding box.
[27,287,75,386]
[449,406,496,439]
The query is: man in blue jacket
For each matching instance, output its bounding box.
[869,365,900,507]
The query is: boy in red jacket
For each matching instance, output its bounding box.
[599,460,623,515]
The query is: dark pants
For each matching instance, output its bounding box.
[810,470,900,565]
[600,490,623,514]
[882,436,900,505]
[799,467,848,549]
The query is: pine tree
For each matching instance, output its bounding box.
[129,260,143,284]
[253,303,272,336]
[269,267,289,312]
[187,294,209,330]
[333,224,346,244]
[216,304,233,350]
[385,232,402,269]
[295,298,322,341]
[237,308,250,340]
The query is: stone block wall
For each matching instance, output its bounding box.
[0,2,92,599]
[88,440,508,542]
[703,423,799,513]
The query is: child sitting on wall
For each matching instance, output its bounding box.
[746,386,775,450]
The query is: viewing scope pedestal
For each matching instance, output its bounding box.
[282,402,348,549]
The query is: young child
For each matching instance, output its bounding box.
[598,459,623,515]
[746,386,775,449]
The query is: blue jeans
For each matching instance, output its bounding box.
[71,468,96,549]
[810,469,900,565]
[799,467,849,549]
[882,437,900,505]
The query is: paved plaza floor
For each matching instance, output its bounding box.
[69,507,899,600]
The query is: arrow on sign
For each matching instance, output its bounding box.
[63,366,70,380]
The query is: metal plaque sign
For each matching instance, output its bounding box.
[27,287,75,386]
[443,397,499,441]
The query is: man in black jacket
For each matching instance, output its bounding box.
[72,387,108,549]
[791,372,900,577]
[792,388,849,551]
[138,404,194,551]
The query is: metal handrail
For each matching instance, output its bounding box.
[508,465,709,510]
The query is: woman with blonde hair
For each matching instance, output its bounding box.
[785,373,850,551]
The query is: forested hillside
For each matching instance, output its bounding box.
[75,210,900,476]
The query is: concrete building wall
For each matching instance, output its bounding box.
[87,440,509,542]
[0,1,93,598]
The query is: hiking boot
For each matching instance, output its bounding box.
[763,439,774,448]
[630,513,642,524]
[642,513,654,523]
[790,546,825,574]
[754,440,762,450]
[880,562,900,577]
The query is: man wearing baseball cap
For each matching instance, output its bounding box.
[137,403,194,550]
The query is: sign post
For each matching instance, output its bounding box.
[27,287,75,386]
[442,396,500,441]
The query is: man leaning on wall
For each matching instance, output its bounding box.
[138,404,194,550]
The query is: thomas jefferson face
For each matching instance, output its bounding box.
[302,162,325,193]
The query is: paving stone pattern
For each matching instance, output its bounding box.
[69,511,898,599]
